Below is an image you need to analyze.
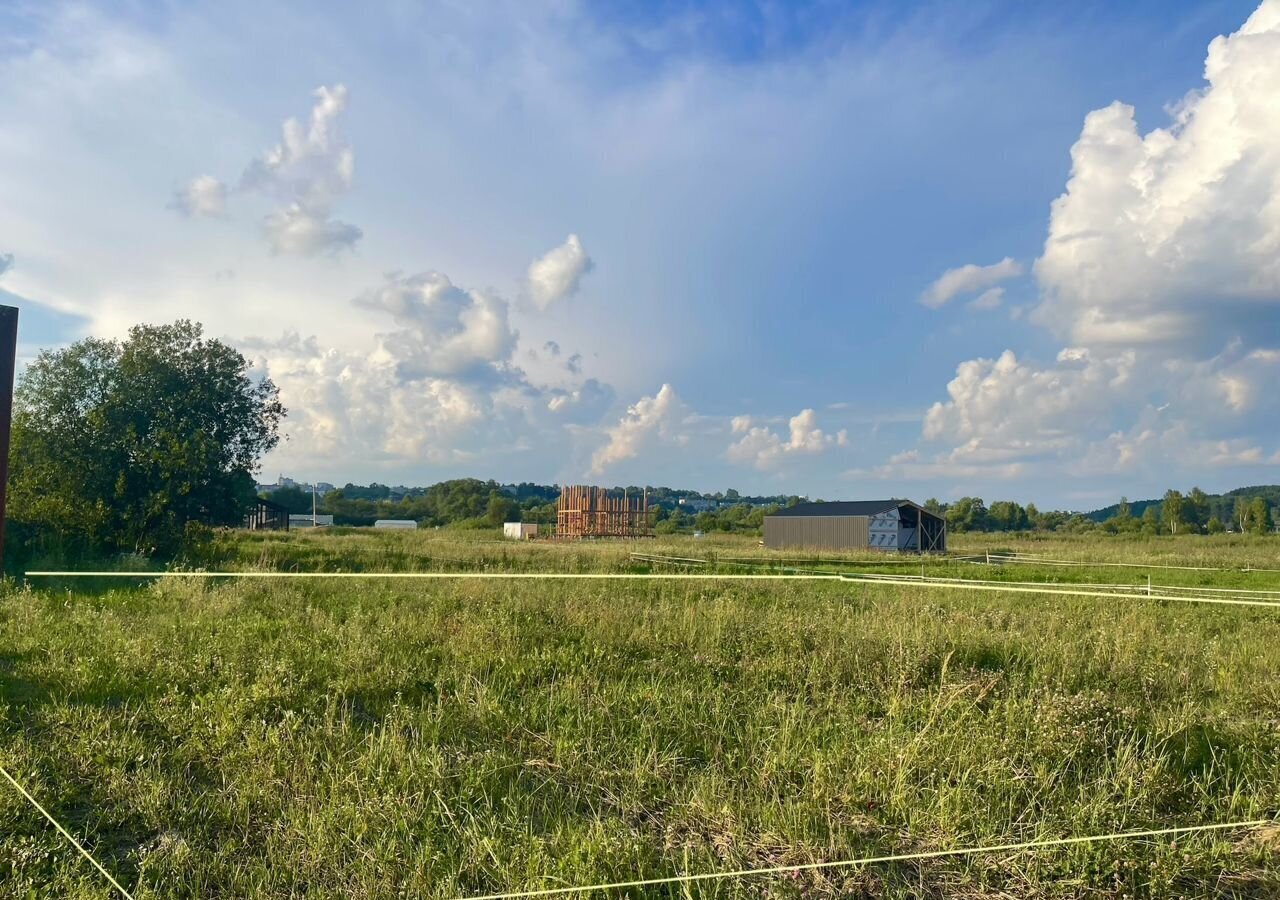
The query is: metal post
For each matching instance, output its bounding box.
[0,305,18,571]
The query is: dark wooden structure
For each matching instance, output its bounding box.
[244,497,290,531]
[0,306,16,569]
[555,485,651,539]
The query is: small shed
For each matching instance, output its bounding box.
[373,519,417,530]
[503,522,539,540]
[764,500,945,552]
[244,497,290,531]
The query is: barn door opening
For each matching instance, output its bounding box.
[897,504,920,552]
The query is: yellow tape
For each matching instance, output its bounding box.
[24,571,833,580]
[1,763,136,899]
[452,818,1272,900]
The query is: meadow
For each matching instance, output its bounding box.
[2,530,1278,898]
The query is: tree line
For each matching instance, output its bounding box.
[268,479,550,529]
[270,482,788,533]
[925,488,1276,535]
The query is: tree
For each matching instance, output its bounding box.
[266,485,314,514]
[1186,487,1209,532]
[1141,506,1161,535]
[1249,497,1272,534]
[945,497,987,533]
[1162,489,1184,534]
[1025,503,1041,529]
[1235,497,1250,532]
[485,492,520,526]
[1206,516,1225,534]
[987,500,1028,532]
[9,320,284,557]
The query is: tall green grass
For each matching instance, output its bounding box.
[2,531,1278,897]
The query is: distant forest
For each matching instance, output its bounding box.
[263,480,804,533]
[264,479,1280,536]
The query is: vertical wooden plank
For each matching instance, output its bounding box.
[0,306,17,571]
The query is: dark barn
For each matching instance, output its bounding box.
[763,500,946,552]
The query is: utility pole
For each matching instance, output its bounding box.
[0,306,18,572]
[312,482,318,527]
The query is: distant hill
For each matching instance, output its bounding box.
[1086,485,1280,523]
[1085,498,1162,522]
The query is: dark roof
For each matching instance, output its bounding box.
[767,500,903,518]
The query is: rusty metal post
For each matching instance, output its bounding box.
[0,305,18,571]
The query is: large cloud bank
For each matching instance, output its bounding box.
[243,268,614,471]
[917,1,1280,482]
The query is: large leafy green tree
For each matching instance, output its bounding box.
[10,320,284,557]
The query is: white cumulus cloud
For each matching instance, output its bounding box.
[264,203,363,257]
[353,271,518,380]
[546,378,614,422]
[177,84,361,255]
[920,257,1022,308]
[528,234,594,309]
[243,267,615,472]
[1033,4,1280,350]
[915,1,1280,481]
[727,408,848,471]
[967,287,1004,311]
[171,174,227,217]
[590,384,685,475]
[241,85,354,203]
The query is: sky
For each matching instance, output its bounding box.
[1,0,1278,509]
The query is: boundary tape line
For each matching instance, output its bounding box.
[1,763,136,899]
[985,553,1280,574]
[843,571,1280,600]
[451,818,1273,900]
[23,569,1280,609]
[837,573,1280,609]
[24,571,834,580]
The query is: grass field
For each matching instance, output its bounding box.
[2,531,1279,898]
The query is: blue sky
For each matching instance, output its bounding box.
[2,0,1278,509]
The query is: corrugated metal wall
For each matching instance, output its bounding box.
[763,516,870,550]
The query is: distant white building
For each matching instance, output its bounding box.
[373,519,417,530]
[258,475,334,496]
[503,522,539,539]
[289,514,334,528]
[678,497,716,512]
